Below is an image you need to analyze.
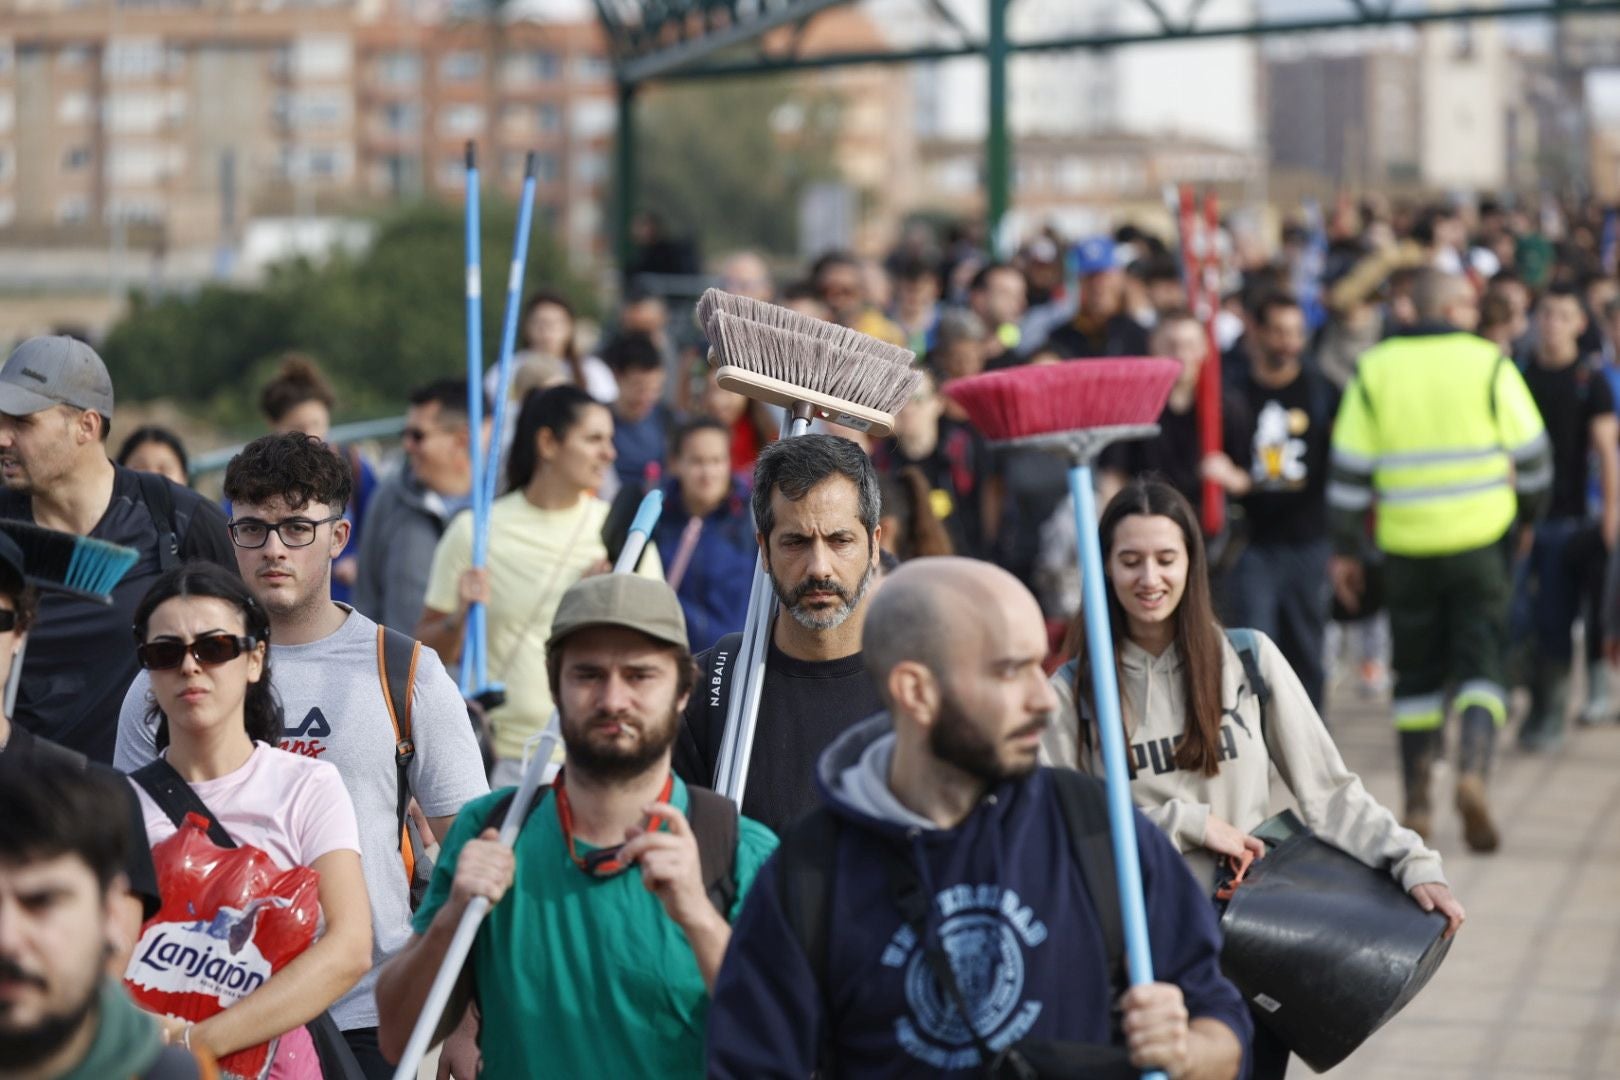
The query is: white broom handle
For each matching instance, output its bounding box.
[715,409,813,805]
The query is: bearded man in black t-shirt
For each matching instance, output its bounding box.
[674,434,884,835]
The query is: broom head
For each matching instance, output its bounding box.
[943,358,1180,452]
[0,520,140,604]
[699,290,920,436]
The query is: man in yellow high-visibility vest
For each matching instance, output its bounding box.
[1328,270,1550,854]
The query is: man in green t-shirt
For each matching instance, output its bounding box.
[376,574,776,1079]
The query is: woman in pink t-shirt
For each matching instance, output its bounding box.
[128,562,371,1078]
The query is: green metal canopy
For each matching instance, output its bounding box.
[597,0,1620,262]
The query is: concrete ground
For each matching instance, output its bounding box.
[1318,675,1620,1079]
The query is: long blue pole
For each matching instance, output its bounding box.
[479,152,538,533]
[461,141,484,696]
[1068,462,1168,1080]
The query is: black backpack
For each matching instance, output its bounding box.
[776,769,1136,1078]
[484,781,741,917]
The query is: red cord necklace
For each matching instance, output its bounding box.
[552,770,673,877]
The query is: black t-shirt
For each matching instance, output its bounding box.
[1223,367,1340,546]
[1099,406,1203,509]
[1522,357,1615,520]
[871,419,991,558]
[675,634,883,836]
[1,725,162,919]
[0,466,237,762]
[1038,314,1151,360]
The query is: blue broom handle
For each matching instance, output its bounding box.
[1068,464,1168,1080]
[480,152,539,526]
[615,489,664,574]
[461,142,485,696]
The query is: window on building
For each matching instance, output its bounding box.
[573,151,606,186]
[105,197,165,225]
[105,37,164,79]
[57,92,92,125]
[571,99,613,139]
[572,54,611,81]
[56,195,90,225]
[534,151,559,183]
[293,35,350,79]
[382,101,419,134]
[294,91,349,130]
[538,102,560,132]
[56,46,91,72]
[439,155,469,190]
[440,51,483,82]
[501,49,558,87]
[106,93,167,134]
[63,145,91,171]
[374,50,421,86]
[440,103,484,136]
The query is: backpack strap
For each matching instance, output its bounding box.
[1223,627,1271,714]
[135,471,180,572]
[131,760,236,849]
[377,625,422,884]
[1047,769,1126,1006]
[685,787,740,918]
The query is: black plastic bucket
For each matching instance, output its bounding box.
[1217,810,1453,1073]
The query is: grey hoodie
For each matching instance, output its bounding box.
[353,464,466,633]
[1042,630,1445,894]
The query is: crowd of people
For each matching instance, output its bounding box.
[2,191,1613,1079]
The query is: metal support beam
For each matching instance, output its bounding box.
[618,0,850,84]
[615,82,638,272]
[986,0,1009,256]
[650,0,1620,81]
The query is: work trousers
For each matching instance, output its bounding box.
[1385,539,1512,732]
[1225,537,1333,711]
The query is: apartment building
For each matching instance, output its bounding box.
[0,0,615,263]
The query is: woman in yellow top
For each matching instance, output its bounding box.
[418,384,664,786]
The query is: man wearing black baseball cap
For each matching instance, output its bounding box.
[376,574,778,1080]
[0,530,161,974]
[0,336,234,762]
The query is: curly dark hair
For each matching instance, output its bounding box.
[223,431,353,511]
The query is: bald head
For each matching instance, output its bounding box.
[1411,269,1475,328]
[862,558,1042,699]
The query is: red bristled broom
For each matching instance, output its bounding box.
[944,356,1179,1080]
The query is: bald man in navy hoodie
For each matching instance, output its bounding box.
[708,558,1248,1079]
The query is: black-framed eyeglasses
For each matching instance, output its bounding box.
[228,515,342,549]
[137,633,258,671]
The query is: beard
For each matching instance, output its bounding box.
[0,961,98,1072]
[561,704,681,783]
[929,691,1048,785]
[772,561,876,631]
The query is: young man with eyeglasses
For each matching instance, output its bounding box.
[376,574,777,1080]
[353,380,490,635]
[0,336,234,763]
[114,432,488,1079]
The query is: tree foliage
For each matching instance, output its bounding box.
[103,201,594,428]
[634,76,844,258]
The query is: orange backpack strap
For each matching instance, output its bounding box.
[377,625,422,884]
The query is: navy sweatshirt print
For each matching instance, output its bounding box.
[707,715,1252,1078]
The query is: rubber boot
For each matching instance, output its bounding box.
[1398,729,1439,840]
[1580,658,1613,727]
[1456,705,1500,853]
[1519,657,1570,752]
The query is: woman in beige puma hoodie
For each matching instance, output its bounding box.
[1040,480,1462,915]
[1043,480,1463,1077]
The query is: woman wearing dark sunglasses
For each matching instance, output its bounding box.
[125,562,372,1077]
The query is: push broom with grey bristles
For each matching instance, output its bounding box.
[698,289,919,808]
[945,358,1179,1080]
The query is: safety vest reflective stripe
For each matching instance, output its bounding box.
[1378,476,1511,504]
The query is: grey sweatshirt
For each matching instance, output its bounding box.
[1041,630,1445,894]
